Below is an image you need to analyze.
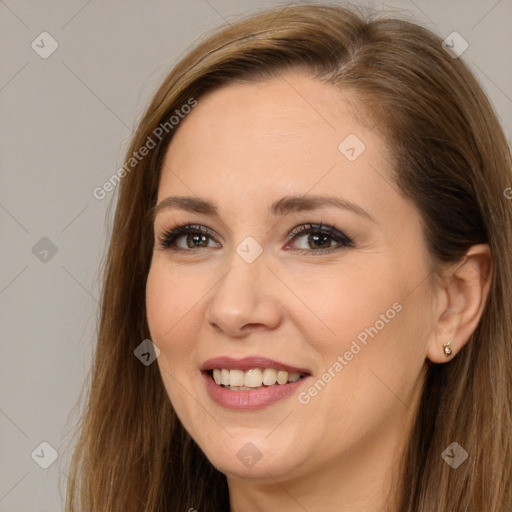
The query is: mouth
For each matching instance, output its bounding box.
[204,368,310,391]
[200,357,312,410]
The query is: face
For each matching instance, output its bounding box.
[146,72,436,484]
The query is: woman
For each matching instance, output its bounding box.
[65,4,512,511]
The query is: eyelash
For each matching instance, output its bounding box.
[157,221,354,256]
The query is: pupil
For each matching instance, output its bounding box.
[309,233,330,249]
[184,232,332,250]
[187,234,207,248]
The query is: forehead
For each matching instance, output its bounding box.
[157,73,391,211]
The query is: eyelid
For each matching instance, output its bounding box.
[287,222,348,241]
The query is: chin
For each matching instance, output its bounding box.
[199,436,306,481]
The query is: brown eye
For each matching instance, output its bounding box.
[158,224,219,250]
[286,223,353,253]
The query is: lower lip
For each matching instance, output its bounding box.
[202,371,310,410]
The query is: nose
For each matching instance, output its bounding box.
[205,249,282,337]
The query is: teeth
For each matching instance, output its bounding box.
[288,372,301,383]
[244,369,263,387]
[220,369,230,385]
[277,370,288,385]
[263,368,277,385]
[230,369,244,387]
[211,368,304,388]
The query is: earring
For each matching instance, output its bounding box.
[443,341,453,358]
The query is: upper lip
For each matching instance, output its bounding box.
[201,356,311,375]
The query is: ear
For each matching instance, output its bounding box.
[427,243,493,363]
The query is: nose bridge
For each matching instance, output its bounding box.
[213,239,267,307]
[206,241,281,334]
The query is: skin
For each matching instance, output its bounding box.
[145,72,492,512]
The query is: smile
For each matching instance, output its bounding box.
[210,368,306,390]
[201,356,312,410]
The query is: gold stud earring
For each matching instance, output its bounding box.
[443,341,453,358]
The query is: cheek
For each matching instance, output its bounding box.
[298,263,425,399]
[306,302,425,442]
[290,262,404,354]
[145,266,173,342]
[146,264,202,418]
[325,291,428,422]
[145,262,202,362]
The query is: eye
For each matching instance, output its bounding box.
[157,221,353,254]
[285,222,353,254]
[157,224,219,251]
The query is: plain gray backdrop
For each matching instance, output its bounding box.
[1,0,511,510]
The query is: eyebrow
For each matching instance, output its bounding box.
[151,194,376,223]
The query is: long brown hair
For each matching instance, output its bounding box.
[64,4,512,511]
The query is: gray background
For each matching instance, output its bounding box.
[0,0,510,510]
